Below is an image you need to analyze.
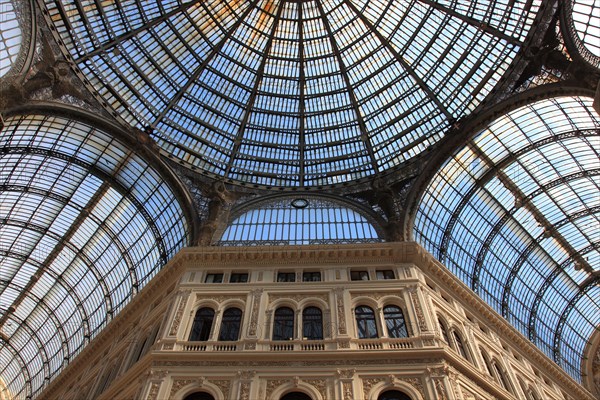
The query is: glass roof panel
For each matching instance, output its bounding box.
[42,0,539,187]
[219,196,382,246]
[571,0,600,60]
[0,114,190,399]
[0,0,21,78]
[414,96,600,381]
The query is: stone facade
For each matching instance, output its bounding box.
[37,243,595,400]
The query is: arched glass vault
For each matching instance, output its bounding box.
[219,195,383,245]
[41,0,542,188]
[0,111,192,398]
[414,95,600,380]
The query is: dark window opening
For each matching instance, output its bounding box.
[384,305,408,338]
[302,271,321,282]
[277,272,296,282]
[230,273,248,283]
[205,273,223,283]
[355,305,378,338]
[218,308,243,341]
[189,308,215,341]
[302,307,323,340]
[376,270,395,280]
[273,307,295,340]
[351,271,369,281]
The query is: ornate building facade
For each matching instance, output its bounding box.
[0,0,598,399]
[33,243,595,400]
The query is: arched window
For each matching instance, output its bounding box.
[189,308,215,341]
[438,318,449,344]
[453,331,468,359]
[493,361,511,392]
[377,390,412,400]
[480,348,494,376]
[183,392,216,400]
[273,307,295,340]
[218,308,243,341]
[280,392,313,400]
[383,305,408,338]
[302,307,323,340]
[355,306,378,339]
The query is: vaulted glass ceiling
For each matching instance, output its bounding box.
[0,114,191,399]
[414,96,600,380]
[0,0,21,78]
[219,195,382,245]
[43,0,540,188]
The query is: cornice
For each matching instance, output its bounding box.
[179,242,424,267]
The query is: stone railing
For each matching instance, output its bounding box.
[164,335,439,353]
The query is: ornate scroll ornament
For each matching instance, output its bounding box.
[266,379,289,399]
[403,378,425,398]
[408,287,428,332]
[362,377,381,398]
[248,289,263,336]
[342,381,353,400]
[146,382,160,400]
[434,379,448,400]
[169,378,231,400]
[169,291,191,336]
[212,380,232,400]
[335,288,347,334]
[210,294,247,303]
[269,293,328,303]
[239,381,251,400]
[304,379,327,397]
[169,379,199,398]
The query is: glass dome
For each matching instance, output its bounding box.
[565,0,600,66]
[42,0,540,188]
[0,0,22,78]
[414,96,600,380]
[0,113,191,398]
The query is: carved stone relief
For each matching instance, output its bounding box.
[266,379,289,399]
[434,379,448,400]
[248,289,263,337]
[169,291,191,336]
[268,293,328,303]
[304,379,327,398]
[209,294,247,303]
[408,288,428,332]
[335,288,347,334]
[169,379,198,398]
[146,382,160,400]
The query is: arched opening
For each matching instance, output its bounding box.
[355,305,378,339]
[189,308,215,341]
[302,307,324,340]
[438,318,449,344]
[280,392,313,400]
[453,331,469,360]
[377,389,412,400]
[383,305,409,338]
[183,392,216,400]
[218,308,243,341]
[273,307,295,341]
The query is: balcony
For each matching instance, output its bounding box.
[163,335,438,353]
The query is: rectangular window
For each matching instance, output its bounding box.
[302,271,321,282]
[376,270,395,280]
[277,272,296,282]
[205,273,223,283]
[230,273,249,283]
[351,271,369,281]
